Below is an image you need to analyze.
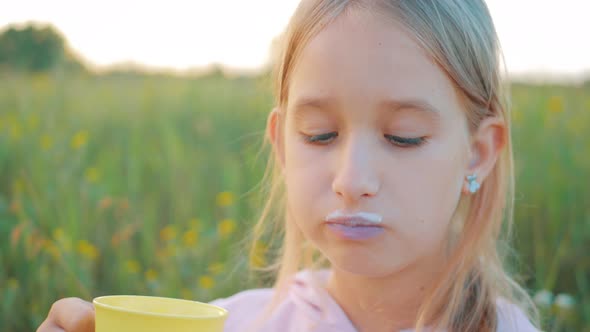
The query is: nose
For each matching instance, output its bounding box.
[331,134,380,205]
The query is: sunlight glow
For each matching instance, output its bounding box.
[2,0,589,79]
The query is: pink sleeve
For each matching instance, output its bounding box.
[209,289,274,332]
[496,299,540,332]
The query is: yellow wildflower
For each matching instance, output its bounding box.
[216,191,235,207]
[43,240,61,260]
[160,225,177,242]
[207,262,224,275]
[10,123,22,141]
[85,167,100,183]
[7,278,19,290]
[182,229,198,247]
[548,96,563,113]
[52,228,65,241]
[71,130,89,150]
[218,219,236,238]
[125,260,140,274]
[250,240,268,268]
[12,178,24,195]
[145,269,158,282]
[77,240,99,260]
[40,134,53,150]
[199,275,215,290]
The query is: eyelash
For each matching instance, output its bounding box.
[302,132,427,147]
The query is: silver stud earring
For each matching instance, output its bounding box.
[467,173,480,193]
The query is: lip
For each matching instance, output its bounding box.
[324,210,384,240]
[325,210,383,226]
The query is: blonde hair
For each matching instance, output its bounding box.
[248,0,539,331]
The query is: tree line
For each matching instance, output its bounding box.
[0,23,85,73]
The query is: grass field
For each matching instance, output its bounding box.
[0,72,588,331]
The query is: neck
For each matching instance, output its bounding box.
[326,257,446,332]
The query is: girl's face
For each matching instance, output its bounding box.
[271,9,475,276]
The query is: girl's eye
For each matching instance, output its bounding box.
[384,134,427,147]
[302,132,426,148]
[303,132,338,144]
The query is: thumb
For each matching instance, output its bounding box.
[50,297,95,332]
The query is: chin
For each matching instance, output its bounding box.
[321,247,410,278]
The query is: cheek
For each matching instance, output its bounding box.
[283,134,330,217]
[391,139,465,246]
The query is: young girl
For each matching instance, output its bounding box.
[38,0,540,331]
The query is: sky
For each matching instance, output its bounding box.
[2,0,589,80]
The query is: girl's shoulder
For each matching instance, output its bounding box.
[495,298,540,332]
[209,287,275,319]
[207,269,355,332]
[208,270,540,332]
[208,287,276,332]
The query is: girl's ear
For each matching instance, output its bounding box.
[463,116,507,194]
[267,107,286,170]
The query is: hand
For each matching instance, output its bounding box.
[37,297,95,332]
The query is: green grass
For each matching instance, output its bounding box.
[0,73,588,331]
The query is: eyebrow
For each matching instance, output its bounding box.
[290,96,441,119]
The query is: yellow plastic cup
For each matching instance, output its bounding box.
[93,295,228,332]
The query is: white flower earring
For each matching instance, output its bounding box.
[466,173,480,194]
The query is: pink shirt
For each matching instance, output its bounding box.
[210,269,539,332]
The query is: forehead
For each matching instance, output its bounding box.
[287,8,463,121]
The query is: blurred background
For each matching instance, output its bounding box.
[0,1,588,331]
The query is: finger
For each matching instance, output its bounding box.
[49,298,95,332]
[36,320,64,332]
